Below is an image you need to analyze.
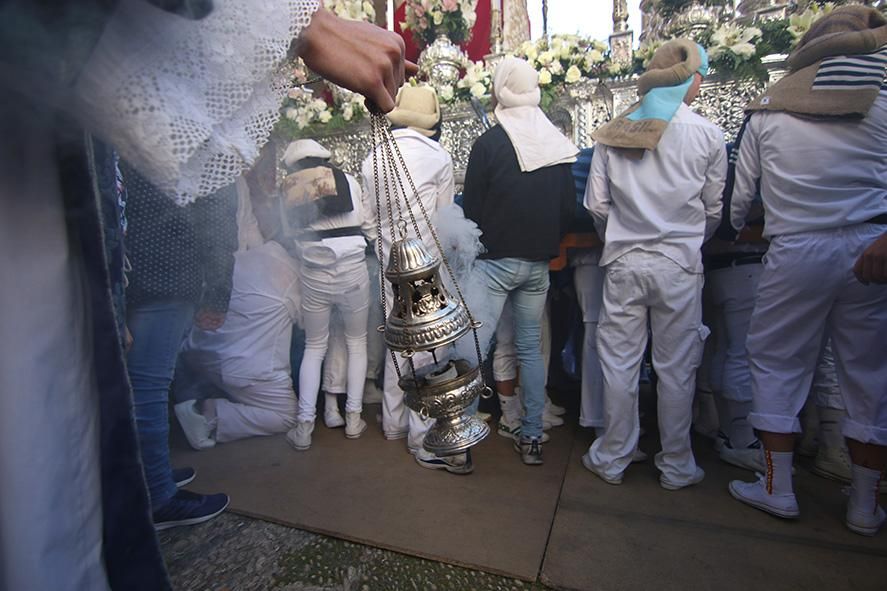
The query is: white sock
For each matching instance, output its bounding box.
[849,464,882,515]
[498,393,521,423]
[817,407,846,453]
[763,450,794,496]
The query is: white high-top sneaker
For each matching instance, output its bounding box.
[286,421,315,451]
[174,401,216,450]
[345,412,367,439]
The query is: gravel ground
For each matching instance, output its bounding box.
[158,513,552,591]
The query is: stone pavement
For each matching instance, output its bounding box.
[159,513,552,591]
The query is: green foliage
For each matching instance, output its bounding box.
[274,110,367,141]
[757,19,794,56]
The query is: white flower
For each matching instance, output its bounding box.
[537,50,556,66]
[342,103,354,121]
[296,113,312,129]
[548,60,563,75]
[732,43,756,59]
[469,82,487,98]
[284,107,299,120]
[565,65,582,84]
[433,10,443,25]
[311,98,328,112]
[318,110,333,123]
[438,84,455,102]
[538,69,552,85]
[587,49,604,64]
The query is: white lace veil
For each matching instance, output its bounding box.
[75,0,320,205]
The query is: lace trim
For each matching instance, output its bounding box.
[75,0,321,204]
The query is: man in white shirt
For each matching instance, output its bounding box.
[360,86,467,472]
[582,39,726,490]
[727,6,887,536]
[174,240,301,446]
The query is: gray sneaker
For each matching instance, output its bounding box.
[514,437,543,465]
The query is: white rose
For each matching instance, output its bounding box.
[548,60,563,75]
[296,114,312,129]
[538,69,552,85]
[587,49,603,63]
[439,84,455,101]
[470,82,487,98]
[537,50,555,66]
[342,104,354,121]
[285,107,299,120]
[565,65,582,84]
[732,43,756,59]
[433,11,443,25]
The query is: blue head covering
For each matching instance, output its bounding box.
[627,43,708,123]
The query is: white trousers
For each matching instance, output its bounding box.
[587,251,707,484]
[208,374,298,442]
[574,262,605,428]
[812,339,844,410]
[298,259,369,422]
[707,263,763,403]
[380,282,434,449]
[747,225,887,444]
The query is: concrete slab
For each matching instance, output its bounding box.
[171,404,575,581]
[541,428,887,591]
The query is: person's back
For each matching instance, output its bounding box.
[732,94,887,238]
[589,103,725,273]
[463,125,575,261]
[361,127,454,254]
[183,240,300,381]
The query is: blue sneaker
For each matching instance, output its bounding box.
[153,489,229,531]
[172,467,196,488]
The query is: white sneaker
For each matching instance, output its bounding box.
[497,416,549,442]
[543,409,565,429]
[581,452,623,485]
[812,447,852,483]
[345,412,367,439]
[174,401,215,450]
[546,400,566,416]
[286,421,314,451]
[324,408,345,429]
[719,439,765,473]
[660,467,705,491]
[846,501,886,536]
[363,380,383,404]
[728,476,800,519]
[415,449,473,475]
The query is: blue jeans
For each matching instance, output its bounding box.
[127,300,195,509]
[477,258,550,440]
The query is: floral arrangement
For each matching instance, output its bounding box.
[788,2,836,44]
[327,0,376,22]
[275,60,368,139]
[704,22,764,79]
[401,0,477,48]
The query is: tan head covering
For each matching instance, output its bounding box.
[593,39,707,152]
[387,85,441,137]
[492,56,578,172]
[747,6,887,119]
[282,139,331,168]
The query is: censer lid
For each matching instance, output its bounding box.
[385,237,439,282]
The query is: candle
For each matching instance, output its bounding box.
[492,0,501,12]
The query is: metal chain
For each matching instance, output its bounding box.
[380,123,486,373]
[369,112,487,390]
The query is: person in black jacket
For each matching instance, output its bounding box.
[463,56,577,466]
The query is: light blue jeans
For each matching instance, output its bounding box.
[476,258,550,440]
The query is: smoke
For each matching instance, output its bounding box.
[430,204,497,363]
